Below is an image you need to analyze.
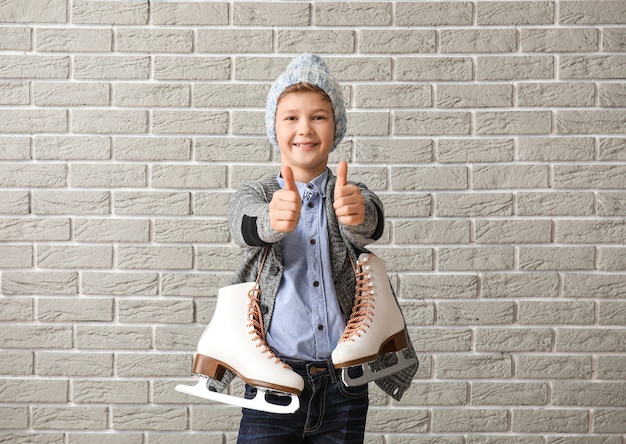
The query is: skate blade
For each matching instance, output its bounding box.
[175,378,300,414]
[340,350,418,387]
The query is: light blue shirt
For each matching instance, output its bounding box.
[266,171,346,361]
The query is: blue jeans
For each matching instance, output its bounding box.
[237,359,369,444]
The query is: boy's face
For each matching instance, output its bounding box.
[275,91,335,183]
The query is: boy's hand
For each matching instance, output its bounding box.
[333,161,365,226]
[270,165,302,233]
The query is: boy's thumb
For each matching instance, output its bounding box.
[335,161,348,190]
[282,165,297,191]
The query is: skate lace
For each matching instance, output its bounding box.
[246,249,290,369]
[339,254,375,343]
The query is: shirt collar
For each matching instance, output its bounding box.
[277,169,328,199]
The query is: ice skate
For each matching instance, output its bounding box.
[176,281,304,414]
[332,253,417,387]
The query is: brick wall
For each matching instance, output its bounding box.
[1,0,625,442]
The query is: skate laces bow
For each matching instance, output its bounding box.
[246,248,290,368]
[339,253,375,343]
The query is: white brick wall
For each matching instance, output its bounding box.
[1,0,625,442]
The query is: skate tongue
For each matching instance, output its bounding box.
[175,379,300,414]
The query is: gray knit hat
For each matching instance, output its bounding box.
[265,53,347,152]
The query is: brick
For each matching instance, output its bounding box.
[560,1,626,24]
[553,382,626,406]
[70,433,144,444]
[437,84,513,108]
[355,84,431,108]
[599,301,626,325]
[515,355,592,379]
[38,297,113,322]
[315,2,391,26]
[113,406,187,431]
[396,2,473,26]
[155,219,229,244]
[476,111,552,135]
[70,163,146,188]
[477,1,554,25]
[562,274,626,298]
[602,136,626,159]
[71,109,148,134]
[115,137,191,161]
[0,0,67,23]
[521,28,598,52]
[396,57,473,81]
[471,382,548,406]
[599,83,626,107]
[395,111,471,136]
[0,298,32,322]
[72,0,148,25]
[152,110,228,135]
[0,434,64,444]
[36,352,113,377]
[435,193,513,217]
[155,326,203,351]
[116,28,192,53]
[400,274,478,299]
[475,220,552,244]
[231,110,265,136]
[519,247,596,271]
[347,111,390,137]
[152,2,228,25]
[32,191,110,215]
[0,379,68,402]
[72,380,148,403]
[154,56,230,80]
[0,137,30,160]
[603,28,626,51]
[477,56,553,80]
[520,300,595,325]
[366,408,428,433]
[560,55,626,79]
[557,110,626,134]
[0,191,29,214]
[0,27,31,50]
[360,30,434,54]
[518,136,595,161]
[34,136,111,160]
[598,192,626,216]
[511,409,588,433]
[147,433,223,444]
[330,57,393,81]
[76,326,152,350]
[151,165,227,189]
[556,220,626,243]
[0,351,33,375]
[36,28,112,52]
[378,192,431,218]
[517,192,594,216]
[0,55,69,79]
[0,406,28,428]
[518,82,595,108]
[436,138,515,163]
[117,246,193,270]
[436,354,512,379]
[116,353,189,377]
[81,272,158,296]
[74,55,149,79]
[0,245,32,268]
[395,220,470,244]
[440,29,517,53]
[370,247,432,272]
[0,325,71,349]
[193,192,233,217]
[195,137,270,162]
[438,247,514,271]
[0,218,70,241]
[0,109,66,133]
[37,245,113,268]
[74,218,150,242]
[114,192,191,216]
[113,83,190,107]
[0,81,29,105]
[391,166,467,191]
[118,299,193,324]
[2,271,77,295]
[598,247,626,271]
[278,30,354,53]
[194,84,270,108]
[596,356,626,379]
[557,328,626,352]
[397,381,467,406]
[0,162,66,187]
[33,406,108,430]
[546,437,622,444]
[234,2,310,26]
[594,409,626,433]
[438,301,515,325]
[473,165,549,189]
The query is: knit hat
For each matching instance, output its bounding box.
[266,53,347,151]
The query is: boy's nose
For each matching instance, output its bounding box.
[297,120,312,135]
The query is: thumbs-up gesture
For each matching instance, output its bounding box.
[333,161,365,226]
[270,165,302,233]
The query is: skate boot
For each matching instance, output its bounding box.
[175,282,305,414]
[331,253,417,386]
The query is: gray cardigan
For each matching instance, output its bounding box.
[209,168,417,401]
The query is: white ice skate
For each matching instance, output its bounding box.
[331,253,417,387]
[175,281,304,414]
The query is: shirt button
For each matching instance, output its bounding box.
[310,239,316,245]
[313,281,320,287]
[308,202,314,208]
[317,324,324,331]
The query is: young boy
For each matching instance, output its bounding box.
[227,53,416,443]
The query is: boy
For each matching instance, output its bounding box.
[227,54,416,443]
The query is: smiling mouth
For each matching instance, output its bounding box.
[293,142,318,149]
